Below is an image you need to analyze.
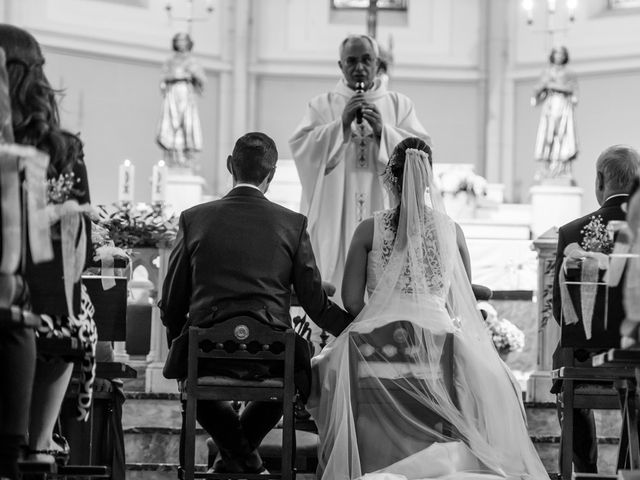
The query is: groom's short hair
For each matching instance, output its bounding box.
[231,132,278,184]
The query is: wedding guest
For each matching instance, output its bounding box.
[551,145,640,474]
[0,23,97,465]
[156,32,206,168]
[619,176,640,345]
[289,34,430,304]
[0,46,36,480]
[161,132,352,474]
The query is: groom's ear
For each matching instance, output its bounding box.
[226,155,234,176]
[266,166,276,184]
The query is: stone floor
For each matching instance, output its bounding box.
[122,393,624,479]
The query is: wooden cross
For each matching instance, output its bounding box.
[366,0,379,38]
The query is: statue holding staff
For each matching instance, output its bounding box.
[156,32,206,169]
[532,46,578,181]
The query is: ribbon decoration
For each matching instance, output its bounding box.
[0,144,53,273]
[603,226,632,288]
[559,242,608,339]
[93,245,130,290]
[47,200,93,317]
[23,146,53,264]
[0,149,20,274]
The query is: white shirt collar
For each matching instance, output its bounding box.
[604,193,629,203]
[234,183,263,192]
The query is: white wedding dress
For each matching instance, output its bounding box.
[307,150,548,480]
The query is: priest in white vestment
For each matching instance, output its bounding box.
[289,34,430,300]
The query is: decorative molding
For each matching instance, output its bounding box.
[509,53,640,81]
[254,0,478,69]
[9,0,226,68]
[34,29,231,72]
[249,60,481,82]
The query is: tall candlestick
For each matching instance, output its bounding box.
[151,160,168,204]
[118,159,135,204]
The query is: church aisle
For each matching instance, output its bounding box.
[121,391,622,478]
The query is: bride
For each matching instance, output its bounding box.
[307,137,548,480]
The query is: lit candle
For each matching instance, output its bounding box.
[567,0,578,22]
[118,159,135,204]
[151,160,168,204]
[522,0,534,24]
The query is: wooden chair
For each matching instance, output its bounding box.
[348,321,456,472]
[180,319,296,480]
[553,266,637,480]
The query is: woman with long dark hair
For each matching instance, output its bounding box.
[0,23,97,466]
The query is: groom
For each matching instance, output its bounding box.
[160,132,352,474]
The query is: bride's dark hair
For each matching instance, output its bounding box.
[0,24,78,178]
[385,137,432,193]
[383,137,432,229]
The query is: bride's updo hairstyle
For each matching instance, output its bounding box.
[0,24,77,178]
[383,136,432,197]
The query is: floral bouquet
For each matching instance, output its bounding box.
[93,202,178,250]
[478,302,525,355]
[437,169,488,198]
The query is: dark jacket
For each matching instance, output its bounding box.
[550,195,628,394]
[160,186,351,395]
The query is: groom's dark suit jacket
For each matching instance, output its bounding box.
[550,195,628,394]
[160,186,351,396]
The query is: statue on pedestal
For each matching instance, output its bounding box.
[532,46,578,183]
[156,32,206,169]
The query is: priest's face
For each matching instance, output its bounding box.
[339,38,378,90]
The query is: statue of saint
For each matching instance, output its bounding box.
[156,32,206,168]
[532,46,578,182]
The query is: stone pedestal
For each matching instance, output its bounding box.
[526,227,561,402]
[166,169,206,215]
[142,248,177,393]
[530,184,582,238]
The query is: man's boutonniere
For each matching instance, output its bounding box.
[580,215,613,254]
[47,172,78,205]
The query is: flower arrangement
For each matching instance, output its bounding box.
[580,215,613,254]
[478,302,525,355]
[438,169,487,198]
[93,203,178,250]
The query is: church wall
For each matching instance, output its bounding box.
[510,0,640,212]
[4,0,228,204]
[255,75,481,172]
[514,69,640,214]
[251,0,485,181]
[41,49,220,206]
[393,80,482,168]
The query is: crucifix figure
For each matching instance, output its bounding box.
[366,0,379,38]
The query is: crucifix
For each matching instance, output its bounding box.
[165,0,214,36]
[366,0,380,38]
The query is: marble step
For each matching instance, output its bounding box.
[125,463,316,480]
[121,394,625,475]
[123,395,623,436]
[123,425,621,474]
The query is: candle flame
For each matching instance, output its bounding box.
[124,159,131,167]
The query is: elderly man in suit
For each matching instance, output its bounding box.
[160,132,352,474]
[551,144,640,474]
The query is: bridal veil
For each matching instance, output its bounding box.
[307,146,548,480]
